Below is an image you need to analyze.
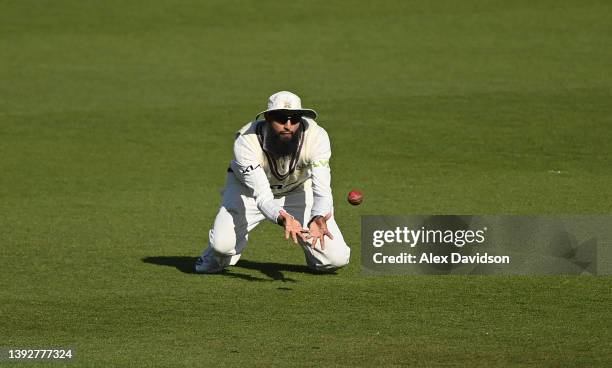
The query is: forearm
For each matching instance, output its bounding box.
[230,161,281,222]
[310,166,333,218]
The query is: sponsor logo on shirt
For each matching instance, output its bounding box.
[241,164,261,174]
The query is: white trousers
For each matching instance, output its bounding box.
[196,174,351,273]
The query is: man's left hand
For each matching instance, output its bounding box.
[308,213,334,249]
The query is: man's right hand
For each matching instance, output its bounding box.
[277,209,308,244]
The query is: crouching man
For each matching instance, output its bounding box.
[196,91,350,273]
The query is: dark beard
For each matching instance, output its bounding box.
[265,123,302,157]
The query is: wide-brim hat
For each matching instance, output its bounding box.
[255,91,318,121]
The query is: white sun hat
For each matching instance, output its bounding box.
[255,91,318,120]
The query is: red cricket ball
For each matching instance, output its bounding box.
[347,190,363,206]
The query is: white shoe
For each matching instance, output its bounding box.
[195,255,219,274]
[194,247,240,273]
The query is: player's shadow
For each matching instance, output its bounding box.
[141,256,328,283]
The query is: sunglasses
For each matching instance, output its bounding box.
[269,112,303,124]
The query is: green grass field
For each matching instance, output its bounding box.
[1,1,611,366]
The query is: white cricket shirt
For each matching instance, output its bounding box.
[229,118,333,223]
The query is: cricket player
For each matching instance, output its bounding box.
[195,91,351,273]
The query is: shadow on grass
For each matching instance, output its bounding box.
[141,256,335,283]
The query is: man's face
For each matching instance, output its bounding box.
[267,111,302,142]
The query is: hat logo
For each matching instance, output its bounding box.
[283,100,292,108]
